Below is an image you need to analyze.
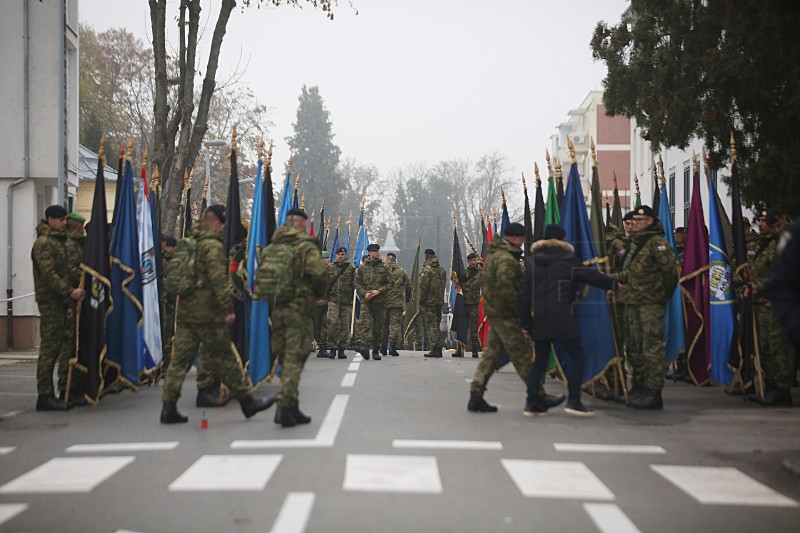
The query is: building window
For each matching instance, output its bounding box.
[669,171,676,226]
[683,164,691,226]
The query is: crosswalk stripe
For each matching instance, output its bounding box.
[393,439,503,451]
[0,447,16,455]
[0,504,28,527]
[554,444,666,454]
[269,492,315,533]
[169,455,282,492]
[66,442,179,453]
[502,459,615,500]
[0,456,135,494]
[344,454,442,494]
[583,503,641,533]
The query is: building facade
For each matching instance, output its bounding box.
[1,0,79,350]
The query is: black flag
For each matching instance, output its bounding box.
[224,147,247,359]
[533,178,546,242]
[449,222,468,346]
[523,179,534,256]
[75,143,112,402]
[264,159,277,244]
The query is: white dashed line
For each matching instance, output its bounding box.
[269,492,315,533]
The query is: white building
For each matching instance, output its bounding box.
[1,0,80,350]
[629,118,754,231]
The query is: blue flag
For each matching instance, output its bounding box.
[331,227,340,256]
[560,162,618,383]
[247,160,272,387]
[708,178,735,386]
[500,201,510,238]
[106,160,143,385]
[277,171,293,226]
[353,211,367,268]
[657,186,686,361]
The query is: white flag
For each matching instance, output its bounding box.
[137,182,163,370]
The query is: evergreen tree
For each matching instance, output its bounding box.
[286,86,347,214]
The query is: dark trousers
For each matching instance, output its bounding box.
[526,337,586,407]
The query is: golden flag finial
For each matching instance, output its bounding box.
[501,187,507,205]
[321,197,326,211]
[534,162,541,186]
[231,123,238,153]
[702,146,710,171]
[559,160,566,179]
[492,208,497,223]
[287,156,293,174]
[126,135,134,161]
[634,174,640,196]
[546,148,553,177]
[203,178,209,200]
[142,147,148,171]
[567,136,576,162]
[153,165,160,191]
[521,172,527,193]
[692,151,699,173]
[301,193,305,210]
[98,133,106,166]
[348,210,353,227]
[480,209,484,223]
[453,210,457,229]
[658,155,666,185]
[258,137,264,160]
[336,215,341,229]
[118,145,125,162]
[294,173,301,192]
[730,130,737,163]
[360,195,365,211]
[590,136,597,167]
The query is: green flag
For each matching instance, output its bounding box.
[589,165,606,257]
[545,176,561,225]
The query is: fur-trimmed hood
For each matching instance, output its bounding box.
[530,238,574,253]
[531,238,575,268]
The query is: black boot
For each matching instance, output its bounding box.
[630,389,663,410]
[380,346,387,356]
[360,348,370,360]
[472,350,479,358]
[317,347,330,358]
[59,390,87,407]
[542,393,566,408]
[160,401,188,424]
[196,387,230,407]
[274,404,296,427]
[239,395,275,418]
[389,344,400,356]
[328,349,336,359]
[338,349,347,359]
[452,348,464,357]
[424,347,443,358]
[292,406,312,424]
[372,349,382,361]
[467,395,498,413]
[36,394,69,412]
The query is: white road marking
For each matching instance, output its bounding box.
[347,362,360,372]
[352,355,363,362]
[651,465,798,507]
[115,530,146,533]
[0,504,28,527]
[269,492,315,533]
[464,378,471,383]
[231,394,349,449]
[393,439,503,451]
[340,373,357,388]
[0,456,134,494]
[0,447,16,455]
[344,454,442,494]
[501,459,614,500]
[0,410,22,419]
[583,503,641,533]
[554,443,666,454]
[169,454,282,492]
[66,442,179,453]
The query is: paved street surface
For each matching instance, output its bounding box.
[1,351,799,532]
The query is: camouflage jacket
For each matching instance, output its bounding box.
[605,226,629,275]
[178,223,234,323]
[31,221,72,304]
[461,265,482,305]
[385,262,412,308]
[418,255,446,308]
[480,238,523,319]
[611,219,678,305]
[748,233,778,304]
[327,259,354,306]
[66,231,86,288]
[355,256,391,303]
[270,224,328,312]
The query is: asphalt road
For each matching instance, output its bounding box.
[1,351,799,532]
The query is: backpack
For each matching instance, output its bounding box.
[163,237,198,297]
[254,241,296,305]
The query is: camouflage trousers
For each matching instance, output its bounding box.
[272,307,314,408]
[421,306,442,349]
[383,307,404,346]
[60,305,84,393]
[465,303,480,351]
[355,300,386,350]
[755,304,793,389]
[470,317,533,396]
[162,322,248,403]
[314,302,328,347]
[36,301,71,397]
[326,302,351,350]
[161,296,176,371]
[625,303,667,391]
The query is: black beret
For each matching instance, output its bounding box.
[466,252,478,260]
[286,207,308,220]
[673,227,686,234]
[504,222,526,237]
[764,208,783,226]
[634,205,657,218]
[367,243,380,252]
[205,204,226,224]
[386,252,397,259]
[543,224,566,241]
[45,205,68,219]
[424,248,436,256]
[336,246,347,254]
[623,211,636,222]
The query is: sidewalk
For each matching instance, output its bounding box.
[0,351,38,366]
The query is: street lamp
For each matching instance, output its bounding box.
[201,139,227,204]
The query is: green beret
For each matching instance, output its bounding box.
[66,212,86,223]
[321,251,330,259]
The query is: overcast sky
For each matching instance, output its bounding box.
[80,0,628,182]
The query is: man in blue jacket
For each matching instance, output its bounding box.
[520,224,618,417]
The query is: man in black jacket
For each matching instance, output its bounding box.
[520,224,618,416]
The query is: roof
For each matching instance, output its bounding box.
[77,144,118,182]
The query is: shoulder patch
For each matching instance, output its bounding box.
[657,245,667,251]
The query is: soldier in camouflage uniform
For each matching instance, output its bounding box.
[160,205,274,424]
[420,249,447,358]
[58,213,87,405]
[462,252,482,357]
[745,209,793,406]
[159,236,177,376]
[355,243,391,360]
[382,252,412,356]
[326,247,354,359]
[315,251,331,358]
[610,205,678,410]
[31,205,85,411]
[259,208,327,426]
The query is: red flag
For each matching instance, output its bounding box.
[310,217,315,237]
[680,167,710,385]
[477,222,493,348]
